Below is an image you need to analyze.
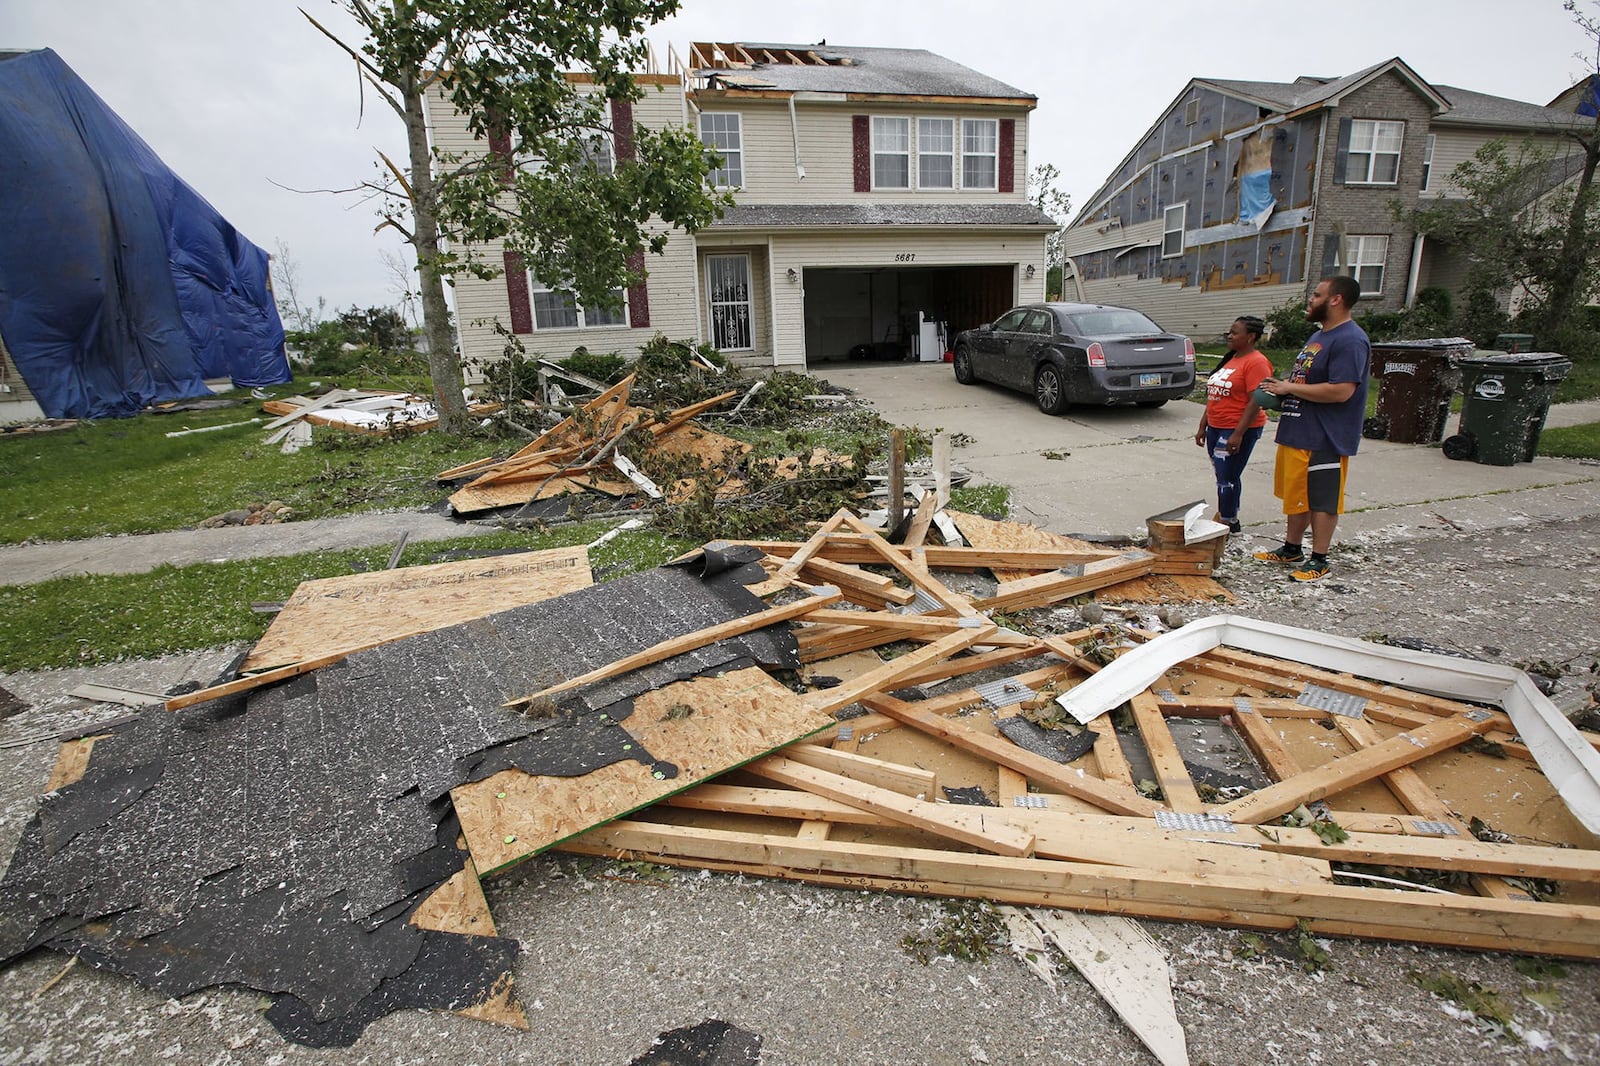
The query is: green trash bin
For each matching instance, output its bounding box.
[1361,337,1472,444]
[1493,333,1536,354]
[1441,352,1571,465]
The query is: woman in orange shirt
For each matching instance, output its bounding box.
[1193,316,1273,533]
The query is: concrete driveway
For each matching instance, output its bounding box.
[813,360,1600,541]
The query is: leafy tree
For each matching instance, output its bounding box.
[304,0,729,433]
[1410,2,1600,348]
[338,305,411,351]
[1028,163,1074,290]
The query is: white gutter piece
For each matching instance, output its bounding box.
[1055,614,1600,835]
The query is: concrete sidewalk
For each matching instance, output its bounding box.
[814,361,1600,542]
[2,367,1596,587]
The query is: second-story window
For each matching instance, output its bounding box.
[872,116,910,189]
[962,118,998,190]
[699,112,743,188]
[918,118,955,189]
[1348,119,1404,184]
[1421,133,1436,191]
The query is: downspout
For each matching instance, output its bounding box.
[1405,232,1425,307]
[788,94,806,180]
[1302,109,1329,287]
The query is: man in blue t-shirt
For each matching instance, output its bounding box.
[1227,275,1370,582]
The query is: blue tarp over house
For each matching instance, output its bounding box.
[0,48,289,419]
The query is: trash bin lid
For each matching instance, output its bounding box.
[1456,351,1571,368]
[1370,337,1475,350]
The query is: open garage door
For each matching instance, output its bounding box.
[803,265,1014,366]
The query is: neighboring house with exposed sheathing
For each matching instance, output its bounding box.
[1059,57,1592,339]
[426,42,1055,373]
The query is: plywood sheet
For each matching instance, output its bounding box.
[1095,574,1233,604]
[946,510,1104,583]
[454,667,833,873]
[242,547,593,671]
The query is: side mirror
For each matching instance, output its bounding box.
[978,323,993,333]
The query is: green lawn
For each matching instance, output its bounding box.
[1537,421,1600,460]
[0,393,496,544]
[0,524,691,672]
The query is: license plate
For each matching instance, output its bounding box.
[1139,373,1162,387]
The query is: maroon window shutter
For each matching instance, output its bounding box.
[610,98,637,163]
[503,251,532,334]
[626,250,650,328]
[998,119,1016,193]
[852,115,871,192]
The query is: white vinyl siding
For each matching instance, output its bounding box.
[917,118,954,189]
[872,116,910,189]
[700,112,743,188]
[1348,119,1404,184]
[706,253,753,351]
[1344,235,1389,295]
[1161,203,1186,258]
[961,118,998,190]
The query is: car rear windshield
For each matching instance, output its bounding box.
[1065,310,1164,337]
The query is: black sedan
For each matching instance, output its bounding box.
[952,302,1195,414]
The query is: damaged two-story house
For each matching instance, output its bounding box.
[427,41,1056,373]
[1058,57,1592,338]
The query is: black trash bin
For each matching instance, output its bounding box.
[1362,337,1473,444]
[1441,352,1572,465]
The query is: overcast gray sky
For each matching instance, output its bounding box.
[3,0,1593,316]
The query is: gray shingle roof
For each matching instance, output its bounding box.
[708,203,1056,229]
[1433,84,1593,131]
[695,44,1033,101]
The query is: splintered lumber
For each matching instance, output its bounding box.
[743,540,1127,572]
[862,694,1160,817]
[439,374,636,481]
[749,755,1036,856]
[803,627,995,716]
[242,547,593,671]
[563,820,1600,957]
[776,744,938,796]
[1129,692,1204,813]
[1215,714,1500,824]
[503,589,843,709]
[455,667,833,873]
[747,508,853,597]
[945,509,1110,583]
[975,551,1157,612]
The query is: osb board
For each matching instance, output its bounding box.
[242,547,593,671]
[1094,574,1233,604]
[44,737,101,792]
[653,423,752,466]
[410,856,530,1030]
[448,474,597,514]
[945,510,1104,583]
[801,650,890,686]
[453,667,834,873]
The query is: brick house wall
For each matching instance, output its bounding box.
[1311,70,1434,311]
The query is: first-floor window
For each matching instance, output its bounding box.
[706,254,752,350]
[1344,235,1388,295]
[530,275,627,329]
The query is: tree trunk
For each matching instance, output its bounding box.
[1543,118,1600,338]
[403,82,470,434]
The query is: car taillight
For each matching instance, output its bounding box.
[1183,338,1196,363]
[1086,342,1106,368]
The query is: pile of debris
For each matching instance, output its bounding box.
[3,506,1598,1058]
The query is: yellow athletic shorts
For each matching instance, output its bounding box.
[1273,446,1347,515]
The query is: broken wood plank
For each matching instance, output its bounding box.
[975,551,1158,613]
[774,744,938,797]
[1129,692,1204,813]
[803,627,994,716]
[503,589,844,709]
[1216,714,1500,824]
[749,755,1036,856]
[863,694,1160,817]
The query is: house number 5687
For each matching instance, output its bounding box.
[894,253,916,262]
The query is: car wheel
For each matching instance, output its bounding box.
[1136,399,1167,409]
[1034,364,1069,415]
[953,345,975,385]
